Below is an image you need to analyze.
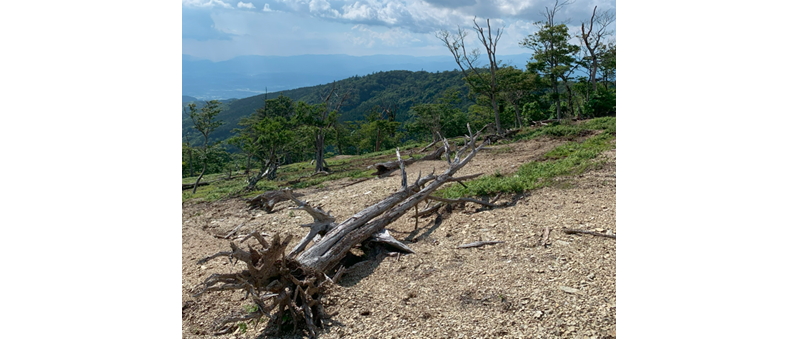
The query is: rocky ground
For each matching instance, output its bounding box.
[182,136,616,339]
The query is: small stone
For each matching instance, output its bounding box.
[533,310,543,319]
[559,286,581,294]
[555,240,570,246]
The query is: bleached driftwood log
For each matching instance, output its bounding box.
[194,125,490,337]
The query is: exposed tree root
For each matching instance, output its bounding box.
[194,233,331,338]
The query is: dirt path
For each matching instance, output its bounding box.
[182,136,616,339]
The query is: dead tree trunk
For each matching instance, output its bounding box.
[194,125,491,337]
[191,164,207,194]
[370,145,446,177]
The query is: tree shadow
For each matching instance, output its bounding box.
[336,246,396,288]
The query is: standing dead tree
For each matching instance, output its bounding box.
[437,18,505,135]
[579,5,615,93]
[194,126,491,337]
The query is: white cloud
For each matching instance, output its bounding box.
[182,0,234,9]
[348,24,419,48]
[237,2,255,9]
[309,0,331,12]
[184,0,615,58]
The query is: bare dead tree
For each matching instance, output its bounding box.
[580,6,616,92]
[436,18,505,134]
[194,125,492,337]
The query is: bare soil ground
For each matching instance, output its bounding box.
[182,136,616,339]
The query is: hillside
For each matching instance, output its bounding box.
[181,120,617,338]
[182,53,532,100]
[182,69,472,145]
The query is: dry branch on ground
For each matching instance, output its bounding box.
[563,228,616,239]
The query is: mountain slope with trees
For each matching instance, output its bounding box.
[182,70,472,146]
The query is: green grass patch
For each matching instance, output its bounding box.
[437,120,615,199]
[512,117,615,142]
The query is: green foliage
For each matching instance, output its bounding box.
[407,87,470,142]
[522,101,549,121]
[521,23,581,120]
[228,95,301,185]
[186,100,225,148]
[598,43,616,86]
[496,66,545,127]
[355,109,402,153]
[584,87,616,117]
[521,24,580,80]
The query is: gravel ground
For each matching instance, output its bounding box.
[182,136,616,339]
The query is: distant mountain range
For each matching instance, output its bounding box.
[182,53,534,100]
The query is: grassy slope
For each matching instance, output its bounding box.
[437,117,616,198]
[183,117,616,202]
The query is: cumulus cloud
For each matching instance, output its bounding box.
[185,0,615,58]
[348,24,420,48]
[182,0,234,9]
[182,7,236,41]
[423,0,478,8]
[261,0,613,35]
[237,2,255,9]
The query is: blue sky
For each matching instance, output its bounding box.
[183,0,616,61]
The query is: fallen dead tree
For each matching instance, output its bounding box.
[245,190,304,213]
[370,145,446,177]
[193,125,491,337]
[182,182,209,190]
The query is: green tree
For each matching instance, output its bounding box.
[357,105,401,153]
[185,100,224,193]
[598,42,616,90]
[520,0,580,121]
[497,67,543,128]
[182,138,194,177]
[296,82,348,173]
[230,94,296,191]
[584,86,616,117]
[408,88,468,143]
[332,120,358,155]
